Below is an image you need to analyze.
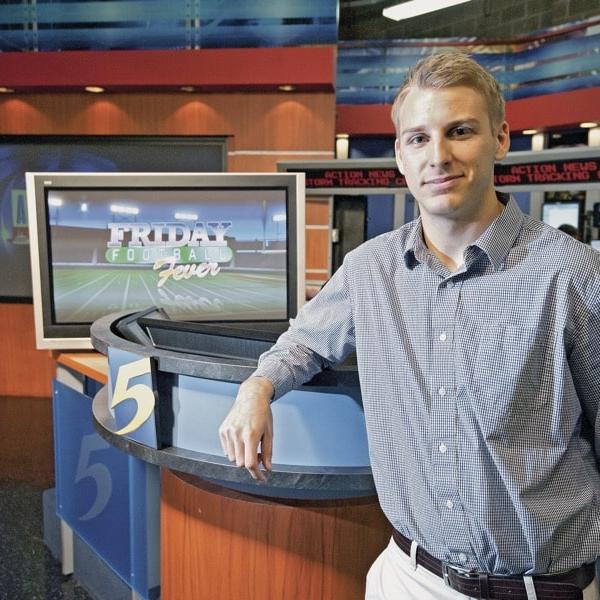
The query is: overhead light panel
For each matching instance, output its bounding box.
[522,129,539,135]
[580,122,598,129]
[383,0,472,21]
[335,133,350,160]
[110,204,139,215]
[174,212,198,221]
[85,86,105,93]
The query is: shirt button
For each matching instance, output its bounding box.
[438,386,446,397]
[439,332,447,342]
[447,281,455,289]
[459,553,468,564]
[438,443,447,454]
[445,499,454,509]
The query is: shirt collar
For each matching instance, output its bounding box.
[402,193,525,272]
[469,193,524,271]
[403,217,426,269]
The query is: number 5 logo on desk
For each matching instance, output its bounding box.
[107,348,160,448]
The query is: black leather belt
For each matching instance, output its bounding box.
[392,529,595,600]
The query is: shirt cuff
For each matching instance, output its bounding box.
[252,360,295,401]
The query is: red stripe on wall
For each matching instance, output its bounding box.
[336,87,600,135]
[0,47,335,91]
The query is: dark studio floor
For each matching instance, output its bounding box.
[0,395,92,600]
[0,480,92,600]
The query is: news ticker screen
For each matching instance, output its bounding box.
[293,158,599,189]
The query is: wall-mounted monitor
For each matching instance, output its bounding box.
[26,172,305,350]
[0,135,226,301]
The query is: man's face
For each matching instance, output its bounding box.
[395,85,509,222]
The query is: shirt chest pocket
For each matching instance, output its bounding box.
[464,324,549,418]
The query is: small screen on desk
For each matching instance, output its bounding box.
[542,201,580,230]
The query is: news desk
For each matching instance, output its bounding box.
[57,311,391,600]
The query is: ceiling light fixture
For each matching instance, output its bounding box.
[335,133,350,160]
[174,212,199,221]
[0,87,14,93]
[110,204,139,215]
[383,0,472,21]
[522,129,539,135]
[85,86,105,93]
[180,86,196,93]
[579,122,598,129]
[278,85,295,92]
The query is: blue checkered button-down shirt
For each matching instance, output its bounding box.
[254,194,600,575]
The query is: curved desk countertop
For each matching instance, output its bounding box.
[91,311,375,500]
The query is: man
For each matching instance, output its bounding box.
[558,223,581,240]
[219,52,600,600]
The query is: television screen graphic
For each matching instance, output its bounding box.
[47,189,289,323]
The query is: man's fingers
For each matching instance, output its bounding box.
[232,436,245,468]
[220,429,237,463]
[219,429,234,461]
[220,426,267,481]
[261,431,273,471]
[247,463,265,481]
[244,435,266,481]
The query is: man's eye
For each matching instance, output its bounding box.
[409,135,425,145]
[452,126,471,136]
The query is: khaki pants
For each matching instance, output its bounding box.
[366,538,599,600]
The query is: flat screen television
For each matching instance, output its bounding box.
[26,172,305,349]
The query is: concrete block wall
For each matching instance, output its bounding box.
[340,0,599,41]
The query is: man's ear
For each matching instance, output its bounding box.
[494,121,510,161]
[395,138,404,174]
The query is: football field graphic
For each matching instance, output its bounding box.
[52,266,287,323]
[47,188,290,324]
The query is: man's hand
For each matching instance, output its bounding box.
[218,376,274,481]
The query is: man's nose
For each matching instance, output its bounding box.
[428,136,451,167]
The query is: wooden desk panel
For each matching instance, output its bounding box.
[161,469,391,600]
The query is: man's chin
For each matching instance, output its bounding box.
[416,195,464,217]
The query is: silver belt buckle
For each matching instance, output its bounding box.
[442,561,479,588]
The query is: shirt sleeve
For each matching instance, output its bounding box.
[568,277,600,458]
[252,259,356,400]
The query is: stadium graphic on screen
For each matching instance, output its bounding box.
[47,189,288,324]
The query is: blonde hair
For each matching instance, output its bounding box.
[391,51,505,133]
